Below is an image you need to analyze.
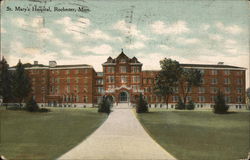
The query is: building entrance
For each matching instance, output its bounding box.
[119,91,129,103]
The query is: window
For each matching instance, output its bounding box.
[132,76,140,83]
[120,66,127,73]
[76,95,79,102]
[224,96,231,103]
[237,71,243,75]
[148,79,153,84]
[84,78,88,84]
[132,85,139,91]
[211,87,218,93]
[67,85,70,93]
[107,76,115,83]
[185,87,192,93]
[143,79,147,84]
[211,70,218,75]
[97,79,103,85]
[56,86,60,94]
[173,96,179,102]
[107,67,114,73]
[97,87,104,94]
[121,76,127,83]
[173,87,179,93]
[83,96,88,103]
[131,66,140,73]
[211,96,216,102]
[224,87,231,94]
[120,58,126,63]
[75,85,79,93]
[84,69,88,73]
[108,85,115,90]
[187,96,192,102]
[224,78,230,84]
[237,78,243,85]
[198,96,205,102]
[75,77,79,83]
[236,96,243,103]
[224,70,230,75]
[56,78,60,83]
[67,77,70,83]
[237,88,242,94]
[75,70,79,74]
[66,70,70,75]
[198,87,205,93]
[211,78,218,84]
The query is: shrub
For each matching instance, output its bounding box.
[98,96,111,114]
[175,98,185,110]
[213,91,229,114]
[187,100,195,110]
[25,97,39,112]
[136,94,148,113]
[38,108,50,112]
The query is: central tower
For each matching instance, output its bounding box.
[102,50,143,104]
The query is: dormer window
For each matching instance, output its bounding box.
[120,58,126,63]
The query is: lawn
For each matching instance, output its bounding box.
[0,107,107,160]
[137,109,250,160]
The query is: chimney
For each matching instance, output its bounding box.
[217,62,224,65]
[34,61,38,65]
[49,61,57,67]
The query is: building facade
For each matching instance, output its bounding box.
[14,51,246,109]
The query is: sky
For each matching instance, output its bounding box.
[1,0,249,87]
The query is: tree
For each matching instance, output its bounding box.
[246,88,250,110]
[25,97,39,112]
[136,93,148,113]
[12,60,31,107]
[155,58,202,109]
[154,58,181,108]
[0,57,12,103]
[178,68,202,109]
[213,91,229,114]
[98,96,111,114]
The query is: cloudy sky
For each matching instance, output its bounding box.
[1,0,249,86]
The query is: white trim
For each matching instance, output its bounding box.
[102,63,116,66]
[183,66,246,70]
[49,66,93,70]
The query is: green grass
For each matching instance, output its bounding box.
[137,109,250,160]
[0,107,107,160]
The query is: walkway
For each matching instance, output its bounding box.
[58,107,177,160]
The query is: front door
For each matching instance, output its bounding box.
[119,91,128,103]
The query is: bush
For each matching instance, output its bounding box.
[175,98,185,110]
[136,94,148,113]
[98,96,111,114]
[25,97,39,112]
[38,108,50,112]
[213,91,229,114]
[187,100,195,110]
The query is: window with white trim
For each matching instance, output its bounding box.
[198,96,205,102]
[198,87,205,93]
[224,78,231,84]
[120,66,127,73]
[132,76,140,83]
[121,76,127,83]
[211,70,218,75]
[211,78,218,84]
[224,87,231,94]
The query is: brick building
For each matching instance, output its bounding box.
[12,51,246,109]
